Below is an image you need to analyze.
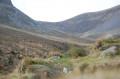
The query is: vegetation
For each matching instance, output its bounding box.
[0,24,120,79]
[0,1,120,79]
[63,47,86,58]
[0,38,120,79]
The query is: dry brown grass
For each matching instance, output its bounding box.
[92,38,105,50]
[48,51,62,57]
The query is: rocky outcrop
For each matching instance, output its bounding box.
[105,33,120,39]
[99,46,118,58]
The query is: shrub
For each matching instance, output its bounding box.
[24,57,32,68]
[93,39,104,50]
[63,48,86,58]
[20,57,32,73]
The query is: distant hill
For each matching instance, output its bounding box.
[0,0,91,44]
[39,5,120,40]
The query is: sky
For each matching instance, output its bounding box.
[11,0,120,22]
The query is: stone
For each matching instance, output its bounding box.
[51,56,60,59]
[63,68,68,74]
[99,46,118,58]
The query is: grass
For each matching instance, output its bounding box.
[60,69,120,79]
[21,57,73,73]
[47,51,62,58]
[58,55,120,79]
[53,58,73,71]
[92,37,120,51]
[0,73,35,79]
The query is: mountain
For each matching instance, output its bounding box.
[0,0,91,44]
[0,0,120,77]
[39,5,120,39]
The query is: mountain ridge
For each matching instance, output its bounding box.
[39,5,120,39]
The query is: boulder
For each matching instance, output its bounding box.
[99,46,118,58]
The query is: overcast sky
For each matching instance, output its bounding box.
[11,0,120,22]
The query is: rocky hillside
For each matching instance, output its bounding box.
[39,5,120,39]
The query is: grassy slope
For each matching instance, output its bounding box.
[0,24,83,75]
[0,24,74,54]
[61,37,120,79]
[1,37,120,79]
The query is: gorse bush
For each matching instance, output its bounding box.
[63,48,86,58]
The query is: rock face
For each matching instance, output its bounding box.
[99,46,118,58]
[0,0,13,5]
